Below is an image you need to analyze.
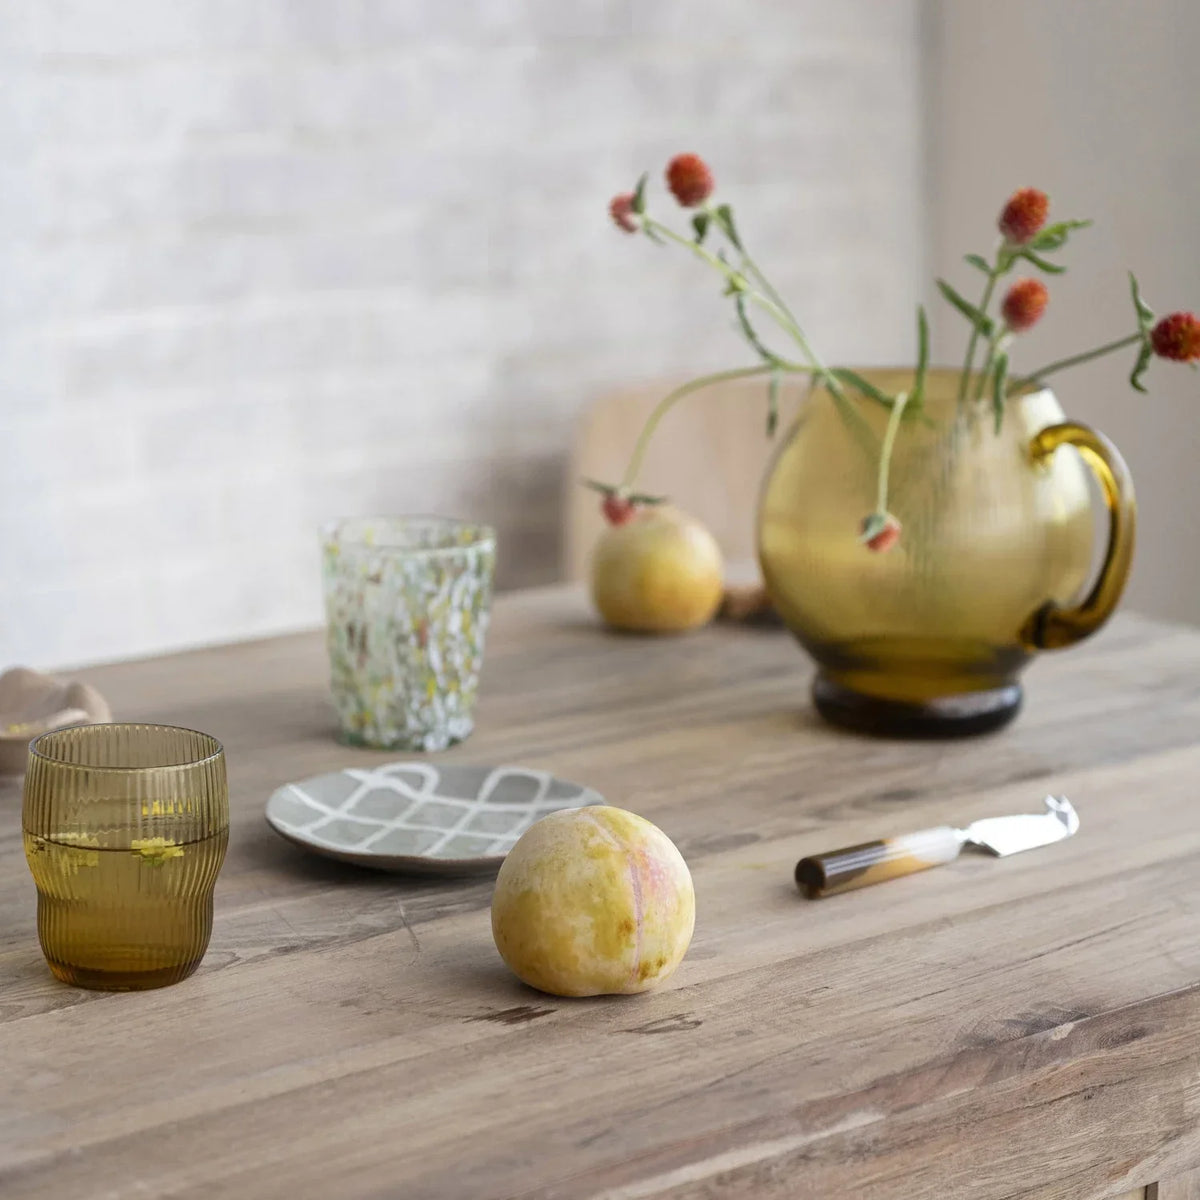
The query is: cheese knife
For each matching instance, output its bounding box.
[795,795,1079,898]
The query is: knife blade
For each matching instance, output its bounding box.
[795,795,1079,898]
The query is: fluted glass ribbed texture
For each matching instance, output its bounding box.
[322,516,496,751]
[23,723,229,991]
[757,368,1133,735]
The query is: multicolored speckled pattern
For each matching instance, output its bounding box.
[321,517,495,751]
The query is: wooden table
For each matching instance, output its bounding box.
[3,587,1200,1199]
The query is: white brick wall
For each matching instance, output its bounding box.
[1,0,926,667]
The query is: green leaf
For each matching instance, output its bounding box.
[917,306,930,369]
[692,211,710,244]
[936,279,994,336]
[1018,247,1066,275]
[766,369,781,436]
[714,203,743,251]
[1129,338,1153,393]
[858,511,888,544]
[642,224,666,246]
[631,172,648,215]
[964,253,991,274]
[716,248,744,293]
[583,477,666,504]
[1128,274,1155,394]
[735,294,782,367]
[830,367,894,408]
[1129,271,1155,330]
[1028,218,1092,252]
[991,351,1009,434]
[912,305,930,410]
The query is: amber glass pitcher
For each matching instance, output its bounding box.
[757,368,1135,736]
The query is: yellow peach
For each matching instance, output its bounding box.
[590,506,723,633]
[491,806,695,997]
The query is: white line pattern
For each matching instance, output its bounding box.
[267,763,603,862]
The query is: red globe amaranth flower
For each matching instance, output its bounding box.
[665,153,714,207]
[1002,278,1049,332]
[860,512,901,553]
[1150,312,1200,362]
[609,193,639,234]
[601,493,637,526]
[998,188,1050,245]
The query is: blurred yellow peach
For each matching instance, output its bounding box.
[590,507,722,633]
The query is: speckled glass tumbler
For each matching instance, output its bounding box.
[23,723,228,991]
[321,517,496,752]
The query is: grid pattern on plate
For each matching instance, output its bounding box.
[268,762,600,860]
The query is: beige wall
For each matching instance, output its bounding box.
[0,0,926,667]
[927,0,1200,624]
[7,1,1193,668]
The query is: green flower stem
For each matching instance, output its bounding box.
[734,295,808,372]
[726,234,801,329]
[1010,331,1143,393]
[743,254,795,320]
[958,264,999,405]
[643,216,792,325]
[874,390,910,514]
[974,327,1011,402]
[739,254,846,402]
[643,216,848,403]
[693,214,889,467]
[735,248,845,387]
[618,365,800,491]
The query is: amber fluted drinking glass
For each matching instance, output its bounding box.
[23,723,229,990]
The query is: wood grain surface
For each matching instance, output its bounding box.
[3,586,1200,1199]
[1150,1168,1200,1200]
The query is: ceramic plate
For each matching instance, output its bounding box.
[265,761,604,874]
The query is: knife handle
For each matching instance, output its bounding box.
[796,826,964,898]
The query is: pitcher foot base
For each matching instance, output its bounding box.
[812,675,1022,739]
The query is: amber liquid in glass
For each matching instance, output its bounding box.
[24,828,228,990]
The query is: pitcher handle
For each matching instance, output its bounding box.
[1020,421,1136,651]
